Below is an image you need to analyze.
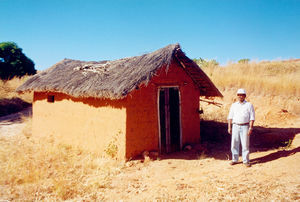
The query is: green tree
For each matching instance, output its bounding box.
[238,58,250,64]
[0,42,36,80]
[193,57,219,68]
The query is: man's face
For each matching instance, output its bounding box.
[237,94,246,102]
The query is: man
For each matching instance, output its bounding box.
[227,89,255,167]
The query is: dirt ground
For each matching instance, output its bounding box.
[103,146,300,201]
[97,131,300,201]
[0,107,300,201]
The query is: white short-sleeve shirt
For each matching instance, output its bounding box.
[227,101,255,124]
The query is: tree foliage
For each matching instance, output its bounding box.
[193,57,219,68]
[0,42,36,80]
[238,58,250,64]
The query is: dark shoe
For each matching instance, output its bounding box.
[230,161,238,165]
[244,163,251,167]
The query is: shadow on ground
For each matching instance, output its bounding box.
[157,120,300,164]
[251,146,300,165]
[0,97,31,117]
[0,104,32,124]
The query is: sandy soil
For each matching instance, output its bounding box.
[98,136,300,201]
[0,107,299,201]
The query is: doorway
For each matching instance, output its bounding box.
[159,87,181,153]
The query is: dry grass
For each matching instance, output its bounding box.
[199,60,300,97]
[200,89,300,127]
[0,76,33,116]
[1,121,299,201]
[0,118,123,201]
[0,76,33,103]
[199,60,300,126]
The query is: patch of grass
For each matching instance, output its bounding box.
[283,139,293,149]
[105,131,122,158]
[0,123,122,201]
[197,151,207,160]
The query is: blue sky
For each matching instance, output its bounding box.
[1,0,299,70]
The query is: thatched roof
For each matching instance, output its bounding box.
[17,44,222,99]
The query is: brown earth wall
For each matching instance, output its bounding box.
[33,92,127,160]
[124,61,200,158]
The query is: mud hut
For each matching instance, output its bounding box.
[17,44,222,160]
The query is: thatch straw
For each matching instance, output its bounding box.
[17,44,222,99]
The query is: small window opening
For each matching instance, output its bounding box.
[47,95,55,103]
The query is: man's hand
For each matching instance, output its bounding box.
[247,128,253,136]
[228,128,232,135]
[248,120,254,136]
[228,119,232,135]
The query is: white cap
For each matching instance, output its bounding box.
[237,88,246,95]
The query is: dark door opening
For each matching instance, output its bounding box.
[159,87,181,153]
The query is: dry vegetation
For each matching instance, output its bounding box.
[0,76,32,102]
[0,60,300,201]
[199,59,300,127]
[201,59,300,97]
[0,76,33,116]
[0,120,299,201]
[0,128,123,200]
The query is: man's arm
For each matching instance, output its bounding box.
[227,104,234,135]
[228,119,232,135]
[247,120,254,136]
[248,103,255,136]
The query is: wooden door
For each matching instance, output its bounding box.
[159,87,181,153]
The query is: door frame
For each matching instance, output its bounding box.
[157,86,182,154]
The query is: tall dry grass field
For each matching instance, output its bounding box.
[200,59,300,97]
[198,60,300,126]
